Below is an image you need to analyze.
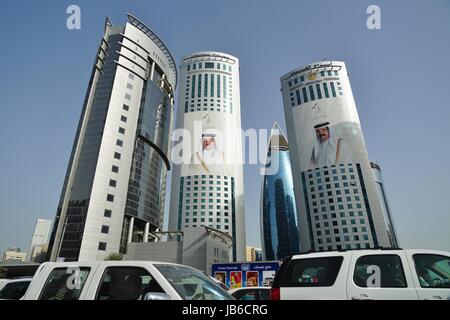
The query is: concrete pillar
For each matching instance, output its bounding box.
[127,217,134,244]
[144,222,149,243]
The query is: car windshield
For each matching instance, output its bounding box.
[0,280,30,300]
[154,265,234,300]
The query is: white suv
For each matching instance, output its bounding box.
[270,248,450,300]
[22,261,234,300]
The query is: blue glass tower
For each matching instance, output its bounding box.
[261,122,300,260]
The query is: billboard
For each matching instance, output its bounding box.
[211,261,280,288]
[179,112,238,177]
[291,89,367,172]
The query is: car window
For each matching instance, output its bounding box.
[259,289,270,300]
[39,267,90,300]
[95,267,164,300]
[281,257,344,287]
[413,254,450,288]
[234,289,257,300]
[154,264,234,300]
[0,281,30,300]
[353,255,407,288]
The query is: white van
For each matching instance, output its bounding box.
[270,249,450,300]
[22,261,234,300]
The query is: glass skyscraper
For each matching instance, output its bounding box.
[280,61,399,252]
[47,14,177,261]
[261,122,300,260]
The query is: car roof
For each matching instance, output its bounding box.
[40,260,182,267]
[289,248,450,260]
[1,277,33,284]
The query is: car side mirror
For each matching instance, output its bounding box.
[143,292,171,300]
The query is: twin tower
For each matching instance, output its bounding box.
[47,15,398,263]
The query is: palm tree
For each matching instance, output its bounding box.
[104,252,123,261]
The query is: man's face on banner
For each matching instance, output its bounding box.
[316,127,330,142]
[202,135,216,151]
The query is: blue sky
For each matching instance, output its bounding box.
[1,0,450,255]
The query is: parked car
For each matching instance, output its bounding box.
[0,278,33,300]
[270,248,450,300]
[22,261,235,300]
[229,286,270,300]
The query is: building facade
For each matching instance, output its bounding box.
[168,51,246,261]
[27,219,52,262]
[260,122,300,260]
[125,227,231,275]
[246,246,263,262]
[2,248,27,262]
[47,14,177,261]
[371,162,399,247]
[280,61,398,252]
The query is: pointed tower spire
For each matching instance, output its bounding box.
[268,121,289,150]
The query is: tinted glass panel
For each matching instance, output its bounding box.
[96,267,164,300]
[39,267,90,300]
[353,254,407,288]
[413,254,450,288]
[280,257,343,287]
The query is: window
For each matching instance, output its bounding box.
[98,242,107,251]
[323,82,330,98]
[0,280,30,300]
[191,75,196,98]
[280,257,344,287]
[96,267,164,300]
[330,82,337,97]
[309,85,315,101]
[123,104,129,111]
[116,139,123,147]
[112,165,119,173]
[126,83,133,90]
[316,83,322,99]
[107,194,114,202]
[217,74,221,98]
[118,127,125,134]
[109,179,117,187]
[198,74,202,97]
[353,255,407,288]
[302,87,308,103]
[38,267,91,300]
[128,73,135,80]
[155,264,233,300]
[101,225,109,234]
[104,209,112,218]
[292,89,300,105]
[413,254,450,288]
[114,152,121,160]
[121,115,127,123]
[124,93,131,100]
[205,62,214,69]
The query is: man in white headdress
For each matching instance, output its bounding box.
[190,114,226,174]
[310,122,351,167]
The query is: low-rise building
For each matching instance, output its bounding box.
[125,226,231,275]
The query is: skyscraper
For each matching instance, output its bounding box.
[48,14,177,261]
[280,61,399,252]
[260,122,300,260]
[168,51,246,261]
[27,219,52,262]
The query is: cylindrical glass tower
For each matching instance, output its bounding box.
[261,122,300,260]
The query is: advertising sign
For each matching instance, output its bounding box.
[290,80,367,172]
[211,261,280,288]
